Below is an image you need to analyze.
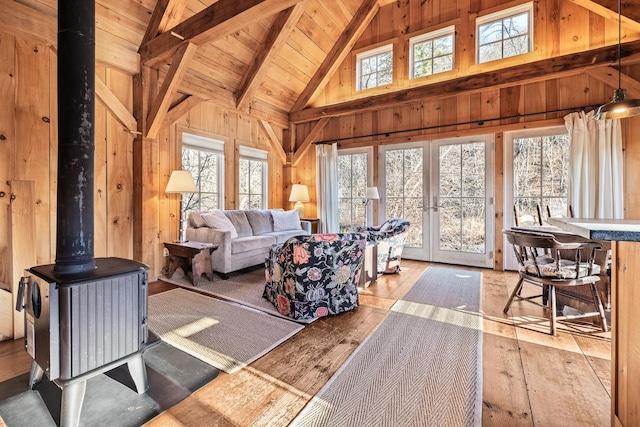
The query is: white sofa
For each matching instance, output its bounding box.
[185,209,311,279]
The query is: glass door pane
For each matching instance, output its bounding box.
[431,137,494,268]
[384,146,428,260]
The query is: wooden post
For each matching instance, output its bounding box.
[7,180,36,339]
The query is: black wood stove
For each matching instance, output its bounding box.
[14,0,151,425]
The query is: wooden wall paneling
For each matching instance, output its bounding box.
[624,116,640,218]
[47,45,56,264]
[559,0,591,54]
[499,85,522,126]
[94,65,108,258]
[545,78,561,119]
[236,114,253,143]
[523,80,546,122]
[494,131,504,271]
[156,126,173,272]
[0,33,16,286]
[588,11,606,47]
[557,74,589,110]
[456,0,473,72]
[359,110,374,145]
[376,108,395,140]
[9,180,36,339]
[611,240,640,427]
[438,0,458,24]
[423,99,440,133]
[420,0,435,28]
[545,0,562,57]
[469,92,483,130]
[15,39,51,266]
[480,88,500,123]
[456,94,471,130]
[297,147,317,218]
[438,97,457,131]
[224,115,237,209]
[106,69,134,259]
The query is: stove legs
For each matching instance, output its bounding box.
[127,354,149,394]
[60,380,86,427]
[28,360,44,388]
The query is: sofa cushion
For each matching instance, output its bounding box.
[189,211,207,228]
[224,210,253,237]
[262,230,310,244]
[246,210,274,235]
[272,209,301,231]
[201,210,238,238]
[231,235,276,254]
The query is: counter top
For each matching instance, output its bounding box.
[546,217,640,242]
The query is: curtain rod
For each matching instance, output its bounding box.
[313,104,600,145]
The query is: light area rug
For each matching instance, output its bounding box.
[158,267,316,324]
[291,266,483,427]
[148,288,303,374]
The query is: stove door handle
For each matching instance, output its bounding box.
[15,277,27,312]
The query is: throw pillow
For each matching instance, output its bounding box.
[201,210,238,238]
[272,209,302,231]
[379,221,392,232]
[189,212,207,228]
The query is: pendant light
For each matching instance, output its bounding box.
[593,0,640,120]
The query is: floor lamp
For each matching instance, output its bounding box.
[363,186,379,225]
[165,170,198,242]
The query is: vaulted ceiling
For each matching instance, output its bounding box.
[3,0,640,132]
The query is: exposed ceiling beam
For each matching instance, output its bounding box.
[568,0,640,32]
[139,0,304,68]
[585,66,640,98]
[290,39,640,124]
[236,4,306,110]
[140,0,188,47]
[162,95,205,129]
[293,118,331,166]
[146,42,198,138]
[290,0,381,112]
[95,75,137,134]
[258,120,287,164]
[0,0,139,74]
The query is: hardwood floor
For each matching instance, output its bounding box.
[0,260,611,426]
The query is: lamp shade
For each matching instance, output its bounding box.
[165,170,197,193]
[366,187,380,200]
[593,88,640,120]
[289,184,310,202]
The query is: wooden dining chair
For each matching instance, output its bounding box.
[503,229,608,336]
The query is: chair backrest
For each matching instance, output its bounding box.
[504,229,601,280]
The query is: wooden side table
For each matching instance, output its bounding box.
[303,218,319,234]
[164,241,218,286]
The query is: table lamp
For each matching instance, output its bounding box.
[289,184,310,218]
[165,170,198,242]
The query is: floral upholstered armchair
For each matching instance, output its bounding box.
[356,218,410,274]
[263,233,367,321]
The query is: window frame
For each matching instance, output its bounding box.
[476,2,534,64]
[409,25,455,79]
[355,43,394,91]
[238,145,268,210]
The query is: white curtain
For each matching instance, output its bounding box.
[316,143,340,233]
[564,110,624,219]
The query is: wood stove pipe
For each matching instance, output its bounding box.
[54,0,96,274]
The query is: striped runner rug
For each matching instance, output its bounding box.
[291,266,483,427]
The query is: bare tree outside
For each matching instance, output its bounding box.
[239,158,265,210]
[439,143,486,253]
[413,33,454,78]
[182,146,221,221]
[385,148,423,247]
[513,134,569,222]
[478,11,530,63]
[338,152,367,231]
[359,49,393,90]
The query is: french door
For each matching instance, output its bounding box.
[379,136,494,268]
